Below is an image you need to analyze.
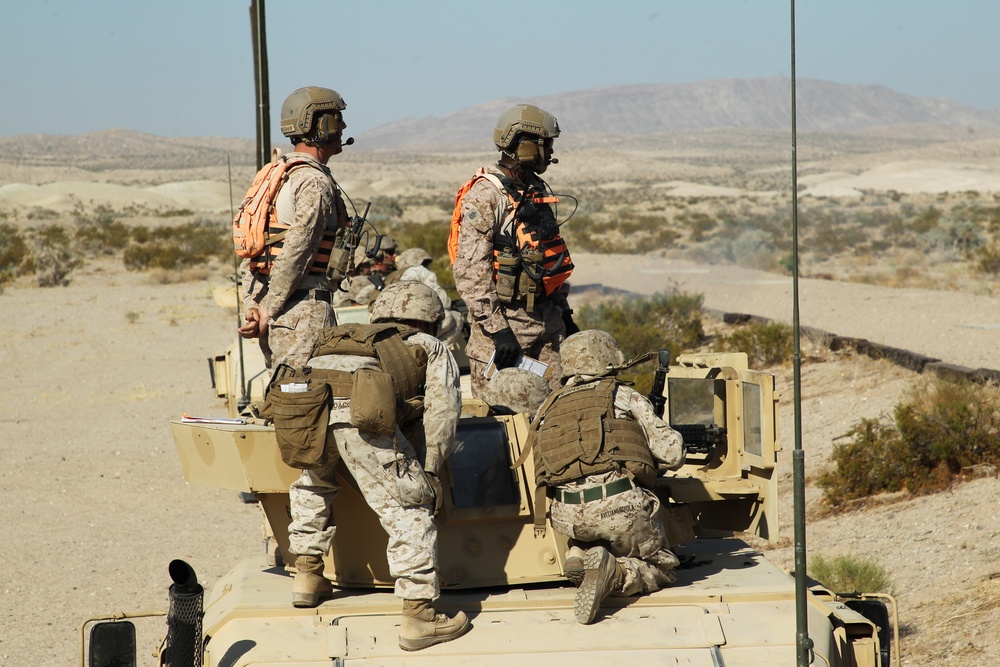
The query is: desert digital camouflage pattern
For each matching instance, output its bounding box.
[83,340,899,666]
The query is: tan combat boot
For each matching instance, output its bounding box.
[291,554,332,608]
[399,599,471,651]
[574,546,625,624]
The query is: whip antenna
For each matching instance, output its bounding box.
[228,155,250,413]
[789,1,812,665]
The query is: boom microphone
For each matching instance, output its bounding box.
[343,137,355,146]
[549,157,559,164]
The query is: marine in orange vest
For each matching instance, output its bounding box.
[237,86,350,370]
[452,104,578,397]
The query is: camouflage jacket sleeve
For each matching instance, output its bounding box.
[453,176,509,336]
[409,332,461,473]
[240,257,257,312]
[260,160,336,317]
[615,385,685,470]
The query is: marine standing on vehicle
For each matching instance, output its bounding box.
[284,282,471,651]
[451,104,577,397]
[522,330,686,625]
[236,86,350,369]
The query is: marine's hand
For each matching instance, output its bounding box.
[239,306,271,339]
[491,328,520,369]
[562,308,580,336]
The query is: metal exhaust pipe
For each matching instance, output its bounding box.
[162,559,204,667]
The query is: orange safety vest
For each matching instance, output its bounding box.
[449,167,574,298]
[234,155,342,276]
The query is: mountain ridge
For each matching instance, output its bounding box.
[358,78,1000,148]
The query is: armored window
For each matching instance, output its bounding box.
[448,421,520,508]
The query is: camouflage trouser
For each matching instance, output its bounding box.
[288,407,439,600]
[260,299,335,370]
[549,474,678,596]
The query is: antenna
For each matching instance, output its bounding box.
[228,155,250,413]
[789,1,812,665]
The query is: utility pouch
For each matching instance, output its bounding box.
[349,368,397,436]
[326,245,351,284]
[270,379,332,469]
[518,248,543,311]
[495,251,520,305]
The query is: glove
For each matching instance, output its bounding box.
[491,328,521,370]
[562,309,580,336]
[425,471,444,517]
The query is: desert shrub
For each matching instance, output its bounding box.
[809,554,895,595]
[976,241,1000,275]
[123,219,229,271]
[0,224,30,284]
[716,321,793,367]
[909,206,942,234]
[678,211,717,242]
[30,225,81,287]
[577,291,704,394]
[75,206,131,256]
[818,378,1000,507]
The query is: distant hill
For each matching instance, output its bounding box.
[357,78,1000,149]
[2,79,1000,169]
[0,130,256,171]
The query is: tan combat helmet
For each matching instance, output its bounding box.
[370,282,444,328]
[494,104,560,173]
[481,367,551,415]
[396,247,433,272]
[560,329,626,380]
[280,86,346,139]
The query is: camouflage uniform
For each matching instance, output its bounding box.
[545,382,684,596]
[241,152,344,369]
[453,166,569,396]
[287,331,461,600]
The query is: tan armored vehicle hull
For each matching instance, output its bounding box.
[85,348,895,666]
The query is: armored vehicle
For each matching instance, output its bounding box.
[82,334,897,666]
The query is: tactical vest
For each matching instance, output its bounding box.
[491,176,573,309]
[246,159,347,276]
[531,378,655,489]
[304,323,427,424]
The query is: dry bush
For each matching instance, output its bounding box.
[818,378,1000,509]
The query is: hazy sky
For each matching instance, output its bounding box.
[3,0,998,140]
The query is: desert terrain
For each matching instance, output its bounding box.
[3,125,1000,665]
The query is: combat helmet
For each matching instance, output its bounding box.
[396,247,433,272]
[494,104,560,173]
[280,86,346,140]
[494,104,560,151]
[353,245,372,270]
[481,368,551,415]
[370,282,444,327]
[560,330,626,379]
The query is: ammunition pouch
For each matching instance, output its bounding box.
[325,245,351,284]
[495,251,520,305]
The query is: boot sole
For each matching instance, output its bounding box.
[565,557,585,587]
[574,547,616,624]
[399,619,471,652]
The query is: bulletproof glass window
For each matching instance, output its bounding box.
[667,377,716,426]
[743,381,763,456]
[448,420,520,508]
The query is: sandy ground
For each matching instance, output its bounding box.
[2,254,999,666]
